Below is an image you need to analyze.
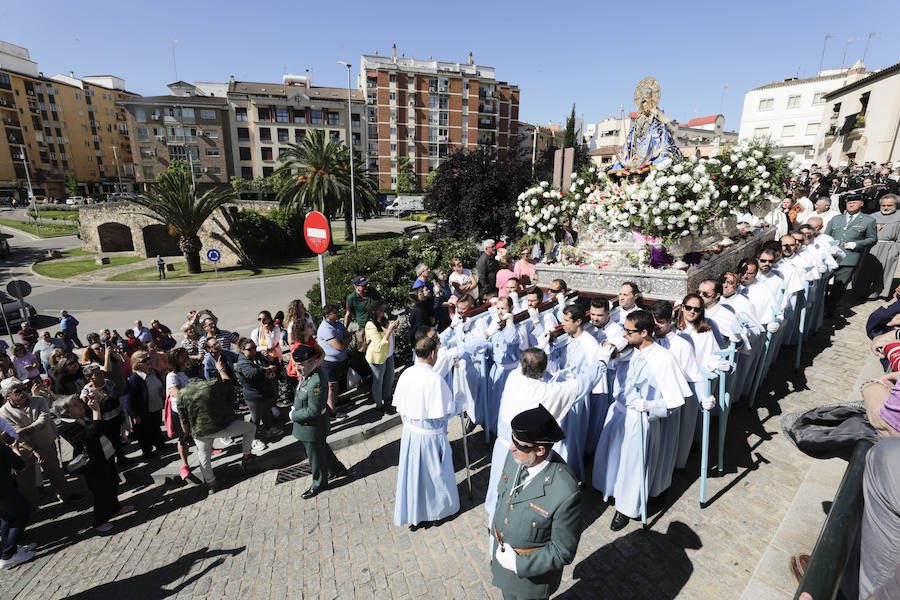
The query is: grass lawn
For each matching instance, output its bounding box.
[0,218,79,238]
[109,231,400,282]
[27,210,80,222]
[33,256,145,279]
[59,248,94,258]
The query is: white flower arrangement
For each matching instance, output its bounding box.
[515,183,578,241]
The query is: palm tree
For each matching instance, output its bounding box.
[276,129,378,241]
[132,161,235,273]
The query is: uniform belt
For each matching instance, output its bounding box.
[402,422,445,436]
[493,524,538,555]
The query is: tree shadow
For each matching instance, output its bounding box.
[62,546,245,599]
[556,521,700,599]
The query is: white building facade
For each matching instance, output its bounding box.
[738,62,869,161]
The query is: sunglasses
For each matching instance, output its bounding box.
[549,288,562,294]
[258,317,269,321]
[759,258,774,263]
[511,438,537,452]
[623,327,641,334]
[699,291,715,298]
[683,305,702,313]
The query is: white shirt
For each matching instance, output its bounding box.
[449,268,475,299]
[609,304,639,327]
[394,361,457,420]
[512,458,551,493]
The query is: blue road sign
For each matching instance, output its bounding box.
[206,249,221,263]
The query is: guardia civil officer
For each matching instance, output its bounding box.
[491,405,582,600]
[289,345,348,499]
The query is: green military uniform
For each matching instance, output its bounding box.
[289,366,344,491]
[491,450,582,600]
[824,211,878,313]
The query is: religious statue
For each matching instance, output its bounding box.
[609,77,683,175]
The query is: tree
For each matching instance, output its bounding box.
[276,129,378,241]
[395,155,417,195]
[425,148,532,241]
[564,103,577,148]
[133,160,235,273]
[65,173,78,197]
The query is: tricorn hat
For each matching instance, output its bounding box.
[511,405,565,445]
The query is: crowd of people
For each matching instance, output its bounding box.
[3,162,900,598]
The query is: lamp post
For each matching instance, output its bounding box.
[338,61,357,248]
[19,144,39,235]
[111,145,123,194]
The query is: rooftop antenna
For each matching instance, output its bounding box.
[171,39,179,81]
[818,34,836,75]
[862,32,878,63]
[841,37,855,70]
[719,84,729,114]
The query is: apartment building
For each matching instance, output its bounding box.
[360,46,520,190]
[117,82,234,191]
[0,40,137,199]
[738,61,870,161]
[192,75,366,181]
[515,121,564,164]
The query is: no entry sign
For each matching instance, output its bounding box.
[304,211,331,254]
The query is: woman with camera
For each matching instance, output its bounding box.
[364,301,398,415]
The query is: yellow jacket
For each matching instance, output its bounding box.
[364,321,395,364]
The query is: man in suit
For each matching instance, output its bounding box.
[824,195,878,316]
[808,172,831,202]
[491,405,582,600]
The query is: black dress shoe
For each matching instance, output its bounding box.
[302,487,323,499]
[610,511,630,531]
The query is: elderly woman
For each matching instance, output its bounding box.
[10,344,40,384]
[80,363,126,463]
[179,324,203,358]
[125,350,167,459]
[51,354,86,395]
[53,394,134,532]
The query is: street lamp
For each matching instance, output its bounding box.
[338,61,357,248]
[18,144,40,235]
[111,145,123,194]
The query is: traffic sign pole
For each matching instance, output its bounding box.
[318,254,327,307]
[303,212,331,308]
[205,249,221,278]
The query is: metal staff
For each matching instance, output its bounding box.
[454,357,473,500]
[632,378,648,525]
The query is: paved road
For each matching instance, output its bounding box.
[0,214,411,339]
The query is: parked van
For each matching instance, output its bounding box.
[384,196,425,216]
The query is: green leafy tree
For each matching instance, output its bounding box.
[395,155,417,195]
[65,173,79,197]
[564,103,577,148]
[276,129,378,241]
[424,170,438,193]
[134,160,235,273]
[424,148,531,241]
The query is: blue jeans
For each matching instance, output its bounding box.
[368,355,395,408]
[0,487,31,559]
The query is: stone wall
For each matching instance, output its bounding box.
[78,199,279,265]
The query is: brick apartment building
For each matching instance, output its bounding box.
[360,45,520,191]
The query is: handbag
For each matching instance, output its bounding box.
[67,451,93,474]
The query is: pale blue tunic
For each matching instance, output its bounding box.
[393,416,460,526]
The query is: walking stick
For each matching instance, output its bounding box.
[633,379,648,525]
[454,358,473,500]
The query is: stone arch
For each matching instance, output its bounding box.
[142,224,181,257]
[97,222,134,253]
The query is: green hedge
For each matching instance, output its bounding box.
[306,234,479,320]
[228,209,312,264]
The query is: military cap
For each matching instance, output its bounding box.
[511,404,565,445]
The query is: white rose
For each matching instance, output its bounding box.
[654,217,663,226]
[540,181,549,187]
[667,186,677,195]
[584,187,591,194]
[688,214,699,224]
[540,225,548,232]
[680,174,691,184]
[659,200,669,210]
[673,164,684,173]
[730,185,738,193]
[691,184,702,193]
[737,160,747,169]
[531,198,538,206]
[668,216,677,224]
[741,185,749,193]
[719,200,728,208]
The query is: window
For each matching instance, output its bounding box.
[136,127,149,141]
[258,107,270,121]
[753,126,770,137]
[142,166,155,179]
[327,112,340,125]
[310,110,323,124]
[261,147,273,161]
[812,92,826,105]
[408,75,414,86]
[168,145,186,161]
[278,147,289,159]
[352,132,360,146]
[237,127,250,141]
[135,108,147,122]
[806,122,820,136]
[781,124,796,137]
[390,126,397,136]
[389,92,396,101]
[390,143,397,152]
[235,107,248,121]
[276,107,289,122]
[262,166,273,177]
[78,109,85,116]
[787,95,801,109]
[206,130,218,138]
[241,166,253,179]
[259,127,271,141]
[758,98,774,111]
[351,113,360,127]
[73,92,81,101]
[277,128,289,142]
[293,110,306,124]
[0,72,10,90]
[329,131,341,142]
[389,74,396,83]
[294,129,306,142]
[140,147,154,159]
[239,147,251,161]
[205,148,220,156]
[207,167,221,175]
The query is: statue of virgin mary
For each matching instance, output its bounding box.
[608,77,683,174]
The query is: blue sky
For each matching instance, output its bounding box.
[3,0,898,132]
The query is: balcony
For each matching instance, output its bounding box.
[0,97,14,110]
[1,116,20,127]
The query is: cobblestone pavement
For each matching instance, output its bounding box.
[0,300,881,599]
